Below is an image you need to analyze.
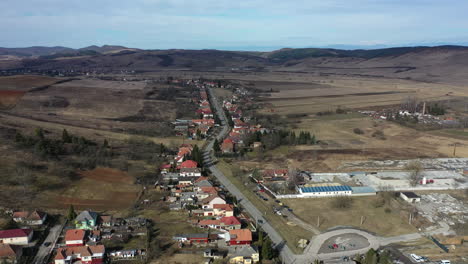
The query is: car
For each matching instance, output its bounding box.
[257,219,264,224]
[44,242,51,247]
[275,200,280,203]
[276,211,282,216]
[263,197,268,201]
[410,254,423,263]
[287,208,293,212]
[439,261,451,264]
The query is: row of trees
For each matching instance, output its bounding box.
[245,130,317,151]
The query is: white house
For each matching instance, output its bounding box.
[12,210,47,225]
[201,195,226,209]
[0,229,33,245]
[180,168,202,177]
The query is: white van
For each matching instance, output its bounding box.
[439,260,451,264]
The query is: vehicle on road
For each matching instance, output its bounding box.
[44,242,51,247]
[439,260,451,264]
[410,254,424,263]
[257,219,264,224]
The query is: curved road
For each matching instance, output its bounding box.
[204,87,429,263]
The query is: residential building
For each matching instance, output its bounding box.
[12,210,47,226]
[228,229,252,245]
[201,195,226,209]
[75,211,98,230]
[173,233,210,244]
[54,245,105,264]
[0,229,33,245]
[221,139,234,153]
[0,244,22,263]
[213,204,234,217]
[180,160,198,169]
[228,245,259,264]
[180,167,202,177]
[65,229,86,246]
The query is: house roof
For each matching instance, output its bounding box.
[65,229,86,241]
[55,245,105,260]
[402,192,420,198]
[195,176,209,183]
[202,195,224,204]
[229,245,257,258]
[200,187,218,194]
[76,210,98,222]
[220,216,241,226]
[180,160,198,169]
[0,229,32,239]
[229,229,252,242]
[0,244,21,257]
[12,210,46,221]
[213,204,234,211]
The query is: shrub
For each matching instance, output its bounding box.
[331,196,353,209]
[353,128,364,135]
[384,208,392,214]
[371,130,386,140]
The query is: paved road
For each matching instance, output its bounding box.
[204,87,427,264]
[32,222,65,264]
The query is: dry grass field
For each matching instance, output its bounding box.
[282,196,418,237]
[36,167,141,211]
[0,75,61,91]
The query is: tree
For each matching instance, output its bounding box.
[103,139,109,148]
[14,132,24,143]
[365,248,378,264]
[406,160,423,186]
[213,138,221,153]
[67,205,77,221]
[35,127,45,139]
[261,237,275,260]
[62,129,71,143]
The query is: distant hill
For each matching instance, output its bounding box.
[0,45,137,58]
[2,45,468,84]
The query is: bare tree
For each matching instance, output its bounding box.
[405,161,423,186]
[401,96,420,113]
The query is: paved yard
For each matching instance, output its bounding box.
[318,233,370,254]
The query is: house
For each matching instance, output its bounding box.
[194,178,213,189]
[192,209,214,217]
[162,172,179,182]
[180,192,197,204]
[221,139,234,153]
[229,229,252,245]
[219,216,241,230]
[198,219,222,229]
[54,245,105,264]
[12,210,47,226]
[173,233,210,244]
[178,177,198,186]
[400,192,421,203]
[228,245,259,264]
[180,167,202,177]
[204,249,225,260]
[99,215,114,227]
[160,164,172,174]
[262,169,289,182]
[75,211,98,230]
[0,244,22,263]
[202,195,226,209]
[0,229,33,245]
[180,160,198,169]
[298,185,352,198]
[65,229,86,246]
[213,204,234,217]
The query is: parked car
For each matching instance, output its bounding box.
[439,261,450,264]
[44,242,51,247]
[410,254,424,263]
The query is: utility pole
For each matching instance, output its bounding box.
[453,143,458,157]
[409,213,413,225]
[360,216,365,226]
[317,216,320,227]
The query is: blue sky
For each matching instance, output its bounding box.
[1,0,468,51]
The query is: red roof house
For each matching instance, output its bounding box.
[0,229,33,245]
[54,245,105,264]
[229,229,252,245]
[180,160,198,169]
[65,229,86,246]
[221,139,234,153]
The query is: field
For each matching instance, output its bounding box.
[0,75,61,91]
[281,196,418,237]
[216,159,313,254]
[37,168,141,211]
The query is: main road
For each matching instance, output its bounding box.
[203,87,427,264]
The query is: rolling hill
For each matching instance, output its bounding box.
[1,45,468,84]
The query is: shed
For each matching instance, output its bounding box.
[400,192,421,203]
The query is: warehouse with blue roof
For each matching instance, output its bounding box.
[298,185,353,197]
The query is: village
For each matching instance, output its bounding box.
[0,77,467,264]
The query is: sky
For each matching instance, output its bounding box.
[1,0,468,51]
